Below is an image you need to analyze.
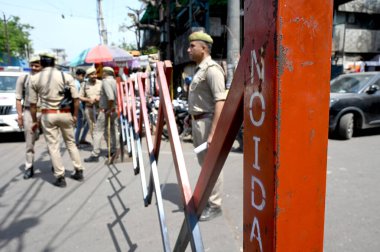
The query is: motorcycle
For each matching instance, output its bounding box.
[162,87,189,139]
[148,87,190,140]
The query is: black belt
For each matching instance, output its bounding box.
[191,113,213,121]
[24,107,40,110]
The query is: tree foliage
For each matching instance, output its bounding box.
[0,16,33,62]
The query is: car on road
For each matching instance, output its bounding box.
[0,66,29,134]
[329,71,380,139]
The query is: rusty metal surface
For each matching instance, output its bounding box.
[242,0,333,251]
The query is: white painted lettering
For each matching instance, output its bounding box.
[251,175,266,211]
[248,47,266,250]
[249,91,266,127]
[254,50,264,81]
[252,136,261,170]
[250,216,263,252]
[251,49,265,82]
[251,50,255,84]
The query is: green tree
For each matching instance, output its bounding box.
[0,15,33,63]
[120,42,138,51]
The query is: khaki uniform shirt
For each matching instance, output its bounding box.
[29,67,78,109]
[99,76,118,110]
[15,74,30,107]
[79,79,102,106]
[188,56,227,115]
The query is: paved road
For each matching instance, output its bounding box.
[0,133,243,252]
[0,130,379,251]
[324,129,380,252]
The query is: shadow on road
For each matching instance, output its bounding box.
[161,183,183,213]
[106,164,137,252]
[0,217,39,251]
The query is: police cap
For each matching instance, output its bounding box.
[85,67,96,76]
[39,52,56,59]
[103,66,114,75]
[29,55,40,63]
[188,31,213,44]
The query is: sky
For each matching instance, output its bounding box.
[1,0,144,61]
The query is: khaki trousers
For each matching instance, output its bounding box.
[85,106,97,140]
[41,113,84,177]
[23,109,37,169]
[192,117,223,208]
[91,111,119,157]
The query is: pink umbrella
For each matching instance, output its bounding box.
[85,45,133,63]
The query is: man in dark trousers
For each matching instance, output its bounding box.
[74,68,90,147]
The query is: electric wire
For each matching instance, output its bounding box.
[0,1,95,20]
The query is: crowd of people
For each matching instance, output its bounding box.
[16,53,121,187]
[16,31,227,221]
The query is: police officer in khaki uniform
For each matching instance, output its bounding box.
[15,55,42,179]
[187,31,227,221]
[29,52,85,187]
[79,67,102,140]
[84,67,119,162]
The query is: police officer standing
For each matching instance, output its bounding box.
[84,67,119,162]
[187,31,227,221]
[74,68,90,147]
[79,67,102,141]
[29,53,85,187]
[15,55,42,179]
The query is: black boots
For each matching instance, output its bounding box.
[71,170,84,181]
[199,206,222,221]
[84,155,99,163]
[53,176,67,188]
[23,166,34,179]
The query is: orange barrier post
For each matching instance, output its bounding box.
[175,0,333,251]
[243,1,333,250]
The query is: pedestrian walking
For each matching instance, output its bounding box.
[74,68,90,147]
[78,67,102,141]
[29,52,85,187]
[15,55,42,179]
[84,67,119,162]
[187,31,227,221]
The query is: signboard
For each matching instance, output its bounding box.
[339,0,380,14]
[344,29,380,53]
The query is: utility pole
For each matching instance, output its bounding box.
[2,13,11,65]
[97,0,108,45]
[226,0,240,89]
[165,0,171,60]
[51,48,66,65]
